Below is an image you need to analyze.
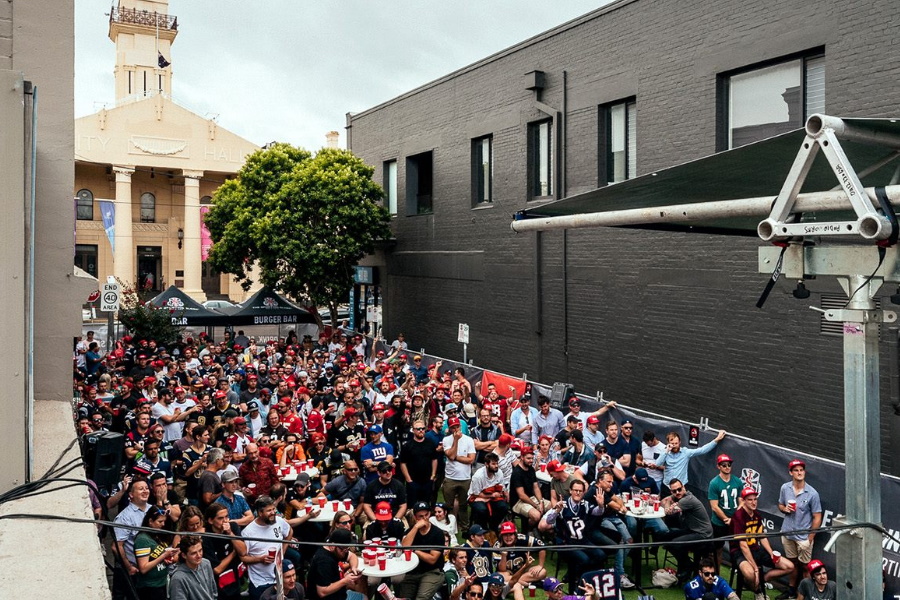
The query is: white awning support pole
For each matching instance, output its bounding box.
[510,185,900,233]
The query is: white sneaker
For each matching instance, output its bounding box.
[755,592,768,600]
[620,574,636,589]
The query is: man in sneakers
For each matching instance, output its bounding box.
[732,487,793,600]
[777,459,822,600]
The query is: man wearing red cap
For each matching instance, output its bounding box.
[492,520,546,589]
[363,500,405,540]
[732,487,793,600]
[708,453,742,569]
[777,459,822,600]
[442,415,477,533]
[797,560,835,600]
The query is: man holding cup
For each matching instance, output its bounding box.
[777,459,823,600]
[397,502,446,600]
[239,495,294,600]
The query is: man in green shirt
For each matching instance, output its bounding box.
[707,454,742,569]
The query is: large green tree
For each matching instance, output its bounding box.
[203,143,391,327]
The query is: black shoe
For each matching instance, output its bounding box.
[774,590,796,600]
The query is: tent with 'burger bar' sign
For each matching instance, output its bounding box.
[148,286,231,326]
[217,286,317,326]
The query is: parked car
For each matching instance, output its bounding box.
[202,299,235,310]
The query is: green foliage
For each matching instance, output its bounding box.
[115,279,184,346]
[205,143,391,319]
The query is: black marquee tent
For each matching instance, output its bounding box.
[148,286,230,326]
[220,286,317,326]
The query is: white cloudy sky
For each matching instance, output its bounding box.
[76,0,609,151]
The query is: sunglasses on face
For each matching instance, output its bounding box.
[338,520,353,525]
[671,487,684,494]
[719,462,732,467]
[701,571,716,577]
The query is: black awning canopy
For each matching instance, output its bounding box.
[148,286,231,326]
[220,286,317,326]
[513,117,900,236]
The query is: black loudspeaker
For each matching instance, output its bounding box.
[82,431,124,490]
[550,382,575,412]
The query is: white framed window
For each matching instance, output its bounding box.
[472,135,493,206]
[529,119,553,199]
[383,160,397,216]
[724,52,825,149]
[601,99,637,184]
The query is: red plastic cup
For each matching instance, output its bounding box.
[377,556,387,570]
[387,537,398,548]
[317,497,326,509]
[404,549,412,560]
[307,459,314,468]
[633,498,641,510]
[641,493,650,502]
[539,463,547,472]
[267,548,276,559]
[332,500,340,511]
[653,500,661,512]
[344,499,352,511]
[305,505,312,514]
[372,537,382,546]
[788,499,796,511]
[528,585,536,597]
[248,483,256,490]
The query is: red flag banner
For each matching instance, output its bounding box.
[479,371,527,400]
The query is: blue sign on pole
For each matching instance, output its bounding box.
[348,287,356,331]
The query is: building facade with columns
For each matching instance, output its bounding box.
[74,0,259,301]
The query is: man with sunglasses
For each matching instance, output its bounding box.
[684,557,739,599]
[400,419,439,507]
[660,478,714,584]
[777,459,822,600]
[708,454,742,569]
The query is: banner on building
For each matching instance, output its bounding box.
[99,200,115,253]
[200,205,212,261]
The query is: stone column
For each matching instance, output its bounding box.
[182,170,206,301]
[112,166,135,284]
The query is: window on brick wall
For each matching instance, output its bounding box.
[721,50,825,150]
[599,99,636,185]
[528,119,553,199]
[383,159,398,216]
[76,188,94,220]
[471,135,493,206]
[406,151,433,215]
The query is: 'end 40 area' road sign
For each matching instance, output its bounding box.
[101,282,121,312]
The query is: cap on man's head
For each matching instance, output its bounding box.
[498,433,514,446]
[546,460,565,473]
[499,521,517,535]
[543,577,565,592]
[328,528,354,545]
[488,573,506,587]
[788,459,806,471]
[447,416,461,428]
[444,403,458,413]
[247,400,260,412]
[467,524,488,537]
[223,409,239,419]
[566,415,580,424]
[293,472,311,487]
[368,424,383,434]
[344,407,357,418]
[741,487,759,499]
[717,453,733,465]
[233,416,246,425]
[587,415,600,425]
[412,501,432,514]
[373,403,386,412]
[377,461,394,473]
[568,397,580,406]
[633,468,650,483]
[375,501,392,521]
[807,559,825,575]
[282,559,295,573]
[569,430,584,443]
[221,471,240,483]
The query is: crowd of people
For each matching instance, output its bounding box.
[74,328,832,600]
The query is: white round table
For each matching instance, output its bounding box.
[281,466,320,483]
[359,552,420,578]
[297,500,356,523]
[626,506,665,519]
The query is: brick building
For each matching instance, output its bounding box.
[346,0,900,468]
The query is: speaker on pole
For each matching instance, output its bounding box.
[550,382,575,412]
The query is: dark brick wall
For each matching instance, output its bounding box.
[347,0,900,469]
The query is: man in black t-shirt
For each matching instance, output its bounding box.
[510,447,550,528]
[307,529,363,600]
[397,502,446,600]
[362,461,407,522]
[399,419,438,507]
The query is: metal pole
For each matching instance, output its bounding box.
[463,343,467,365]
[836,274,883,600]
